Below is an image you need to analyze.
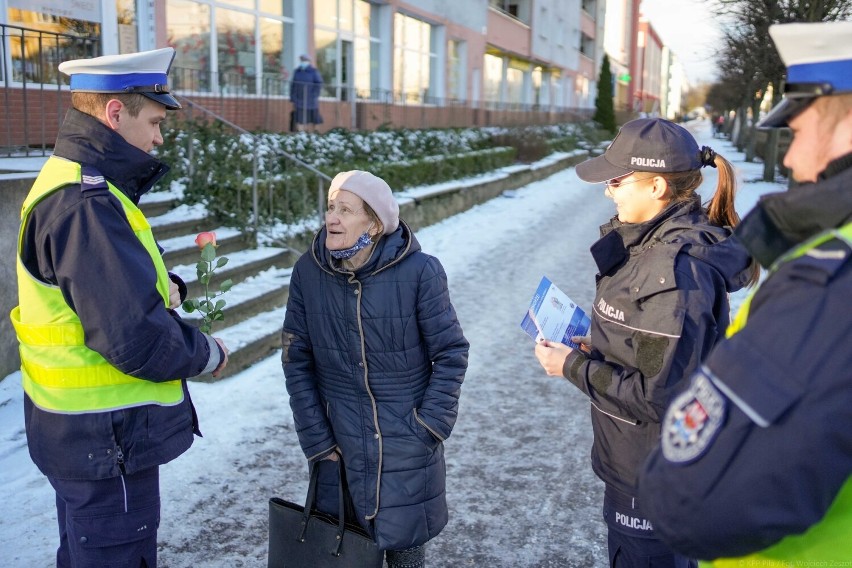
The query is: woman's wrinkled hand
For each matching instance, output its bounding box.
[534,339,574,377]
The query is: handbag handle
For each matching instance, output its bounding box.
[299,459,348,557]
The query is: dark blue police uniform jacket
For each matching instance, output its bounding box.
[638,154,852,559]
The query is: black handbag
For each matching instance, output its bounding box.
[268,460,383,568]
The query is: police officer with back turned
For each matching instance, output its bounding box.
[10,48,228,566]
[638,21,852,566]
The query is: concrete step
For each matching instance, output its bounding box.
[194,303,286,381]
[138,191,177,218]
[171,245,298,299]
[179,266,292,332]
[149,203,211,240]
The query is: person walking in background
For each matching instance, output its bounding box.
[281,170,469,567]
[9,47,228,567]
[289,54,323,132]
[534,118,758,568]
[638,21,852,566]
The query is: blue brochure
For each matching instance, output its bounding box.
[520,276,590,350]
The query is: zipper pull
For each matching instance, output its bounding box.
[116,445,126,473]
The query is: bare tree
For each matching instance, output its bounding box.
[706,0,852,180]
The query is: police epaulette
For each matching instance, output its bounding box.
[80,165,108,192]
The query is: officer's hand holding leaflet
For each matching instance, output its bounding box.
[535,341,574,376]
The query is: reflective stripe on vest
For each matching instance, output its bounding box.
[10,156,183,414]
[704,222,852,566]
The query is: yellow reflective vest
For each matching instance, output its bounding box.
[10,156,183,414]
[704,221,852,567]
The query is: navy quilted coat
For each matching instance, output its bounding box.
[281,220,469,550]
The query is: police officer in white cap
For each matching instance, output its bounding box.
[11,48,228,566]
[637,21,852,566]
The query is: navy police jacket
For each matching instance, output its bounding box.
[561,196,754,496]
[638,156,852,559]
[20,109,217,480]
[281,221,469,551]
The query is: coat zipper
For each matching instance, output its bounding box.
[351,276,383,521]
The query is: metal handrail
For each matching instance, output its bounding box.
[1,22,99,157]
[175,95,332,245]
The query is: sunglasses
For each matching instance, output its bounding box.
[604,175,655,189]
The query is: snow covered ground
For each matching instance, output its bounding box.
[0,120,785,567]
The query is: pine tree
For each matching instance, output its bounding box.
[593,55,616,134]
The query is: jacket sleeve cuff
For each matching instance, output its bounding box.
[308,446,339,463]
[562,349,588,388]
[200,334,223,375]
[168,272,188,303]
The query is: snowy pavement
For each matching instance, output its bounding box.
[0,120,785,567]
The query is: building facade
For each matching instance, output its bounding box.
[1,0,605,112]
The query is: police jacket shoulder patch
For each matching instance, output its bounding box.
[662,368,725,463]
[80,165,108,193]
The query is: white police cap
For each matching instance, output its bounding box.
[759,21,852,128]
[58,47,181,110]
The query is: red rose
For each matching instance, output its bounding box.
[195,231,217,249]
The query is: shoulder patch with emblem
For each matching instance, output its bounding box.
[80,166,108,193]
[662,370,725,463]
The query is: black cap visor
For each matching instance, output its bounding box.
[575,153,634,183]
[757,96,815,128]
[142,91,181,110]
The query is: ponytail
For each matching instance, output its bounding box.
[660,153,760,288]
[706,153,760,287]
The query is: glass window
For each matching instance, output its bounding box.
[338,0,353,32]
[314,0,337,29]
[447,40,463,100]
[116,0,137,53]
[354,36,371,98]
[354,0,371,38]
[261,17,291,95]
[259,0,292,17]
[506,67,523,104]
[5,8,100,84]
[393,12,434,104]
[218,0,255,10]
[483,53,502,103]
[166,0,294,95]
[315,28,338,97]
[532,66,541,105]
[166,0,211,92]
[217,8,257,94]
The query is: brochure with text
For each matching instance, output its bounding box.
[520,276,591,350]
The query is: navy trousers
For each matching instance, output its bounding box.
[48,466,160,568]
[603,485,697,568]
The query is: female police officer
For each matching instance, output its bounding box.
[535,118,757,567]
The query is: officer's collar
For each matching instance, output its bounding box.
[53,108,170,203]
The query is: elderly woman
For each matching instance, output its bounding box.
[281,170,469,567]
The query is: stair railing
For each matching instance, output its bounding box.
[174,95,332,248]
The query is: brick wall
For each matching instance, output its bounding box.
[3,86,593,148]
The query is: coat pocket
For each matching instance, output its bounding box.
[411,408,442,449]
[69,501,159,565]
